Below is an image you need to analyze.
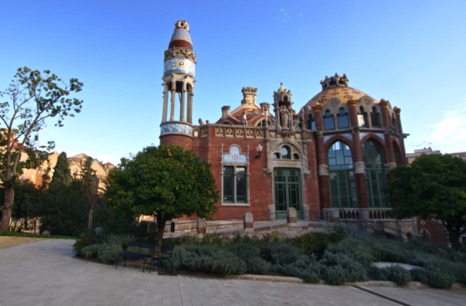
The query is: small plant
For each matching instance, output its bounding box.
[385,267,412,286]
[322,265,348,285]
[425,268,455,289]
[168,244,246,275]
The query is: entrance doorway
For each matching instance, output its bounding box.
[274,168,302,219]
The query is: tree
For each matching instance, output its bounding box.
[105,145,219,249]
[388,154,466,250]
[40,152,87,236]
[0,179,43,232]
[81,156,99,230]
[0,67,83,232]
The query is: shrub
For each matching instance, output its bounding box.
[168,245,246,275]
[96,243,122,264]
[290,233,332,257]
[245,256,272,275]
[368,266,388,281]
[80,244,100,260]
[274,255,321,283]
[325,237,373,266]
[319,251,368,283]
[74,230,100,257]
[425,268,455,289]
[385,267,412,286]
[322,265,348,285]
[410,269,428,284]
[261,243,303,265]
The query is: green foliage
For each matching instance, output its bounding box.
[374,266,412,286]
[92,203,137,235]
[169,244,246,275]
[105,145,219,249]
[261,242,304,265]
[369,266,412,286]
[38,152,88,236]
[0,67,83,232]
[74,230,101,256]
[388,154,466,250]
[50,152,72,187]
[290,233,333,257]
[325,236,374,266]
[410,269,428,284]
[273,255,321,283]
[321,265,348,285]
[424,267,456,289]
[319,251,368,283]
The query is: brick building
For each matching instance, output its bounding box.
[160,20,409,224]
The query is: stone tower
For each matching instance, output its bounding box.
[160,20,196,150]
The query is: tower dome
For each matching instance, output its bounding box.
[305,73,377,108]
[168,20,193,50]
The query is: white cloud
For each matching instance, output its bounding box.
[430,101,466,152]
[279,8,290,22]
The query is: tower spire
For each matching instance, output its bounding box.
[160,20,196,150]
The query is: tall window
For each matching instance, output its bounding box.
[358,106,369,127]
[391,116,398,133]
[362,140,388,207]
[337,107,349,129]
[328,141,358,207]
[371,107,382,128]
[323,110,335,130]
[223,166,247,203]
[308,114,316,131]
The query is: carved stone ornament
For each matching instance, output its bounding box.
[354,161,365,174]
[318,164,329,176]
[264,168,272,177]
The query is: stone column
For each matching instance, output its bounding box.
[394,107,408,165]
[313,103,330,210]
[348,100,368,210]
[188,92,194,124]
[170,84,176,121]
[197,218,206,238]
[287,207,297,224]
[180,88,186,121]
[244,212,253,232]
[162,84,168,122]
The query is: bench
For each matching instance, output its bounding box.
[115,242,157,272]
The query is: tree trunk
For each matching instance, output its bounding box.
[156,216,167,252]
[88,208,94,230]
[0,186,15,232]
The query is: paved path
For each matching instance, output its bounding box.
[0,239,465,306]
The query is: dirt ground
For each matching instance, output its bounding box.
[0,236,45,249]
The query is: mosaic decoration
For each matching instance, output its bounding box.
[223,145,247,164]
[164,57,195,77]
[160,122,192,136]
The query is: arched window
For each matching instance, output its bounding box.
[273,146,300,160]
[337,107,349,129]
[392,142,403,166]
[328,141,358,207]
[358,106,369,127]
[308,113,316,131]
[362,140,388,207]
[280,146,291,159]
[371,107,382,128]
[323,110,335,131]
[391,116,398,133]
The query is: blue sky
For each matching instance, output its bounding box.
[1,0,465,165]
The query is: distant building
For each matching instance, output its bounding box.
[20,152,114,192]
[159,20,411,228]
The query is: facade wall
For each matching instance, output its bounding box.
[160,21,409,223]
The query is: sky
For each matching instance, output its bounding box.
[1,0,465,165]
